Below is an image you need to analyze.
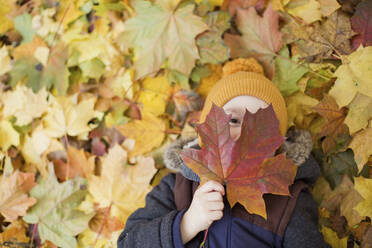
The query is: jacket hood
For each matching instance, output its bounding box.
[163,129,320,185]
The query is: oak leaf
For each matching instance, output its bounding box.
[181,104,297,218]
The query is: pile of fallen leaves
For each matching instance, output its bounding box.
[0,0,371,247]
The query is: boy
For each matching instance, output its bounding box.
[117,58,329,248]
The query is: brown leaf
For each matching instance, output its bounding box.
[0,171,36,222]
[282,10,355,61]
[53,146,95,181]
[313,95,349,153]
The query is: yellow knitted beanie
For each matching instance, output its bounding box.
[199,58,288,137]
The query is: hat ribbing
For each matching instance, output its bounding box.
[199,59,288,136]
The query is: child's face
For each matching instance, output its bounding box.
[223,95,269,141]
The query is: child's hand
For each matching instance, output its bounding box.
[180,180,225,244]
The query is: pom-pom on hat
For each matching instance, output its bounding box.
[199,58,288,136]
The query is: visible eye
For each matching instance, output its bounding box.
[229,118,239,124]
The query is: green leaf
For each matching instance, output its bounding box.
[167,70,190,90]
[196,11,230,64]
[10,43,70,95]
[119,0,208,79]
[313,149,358,189]
[273,47,308,96]
[79,57,106,80]
[14,13,35,43]
[190,64,211,83]
[23,164,94,248]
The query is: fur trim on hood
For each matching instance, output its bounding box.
[163,129,320,184]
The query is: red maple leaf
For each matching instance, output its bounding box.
[181,104,297,219]
[351,1,372,50]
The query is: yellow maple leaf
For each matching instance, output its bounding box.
[77,228,121,248]
[66,33,120,72]
[354,177,372,218]
[286,0,322,24]
[349,128,372,172]
[0,220,29,243]
[0,120,20,152]
[1,85,49,126]
[88,145,157,223]
[56,0,85,29]
[321,226,348,248]
[344,93,372,134]
[0,46,12,76]
[0,0,14,34]
[329,46,372,107]
[137,75,172,116]
[43,94,104,139]
[21,126,51,177]
[285,91,319,128]
[110,68,135,99]
[116,113,167,157]
[318,0,340,17]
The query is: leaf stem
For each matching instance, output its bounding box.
[93,203,113,247]
[30,223,37,248]
[64,134,70,181]
[200,228,209,248]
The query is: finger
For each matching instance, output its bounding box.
[206,192,223,202]
[199,180,225,195]
[209,210,223,221]
[208,201,224,211]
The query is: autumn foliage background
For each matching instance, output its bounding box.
[0,0,371,247]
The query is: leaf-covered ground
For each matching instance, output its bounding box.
[0,0,371,247]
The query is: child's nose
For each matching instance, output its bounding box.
[230,126,242,141]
